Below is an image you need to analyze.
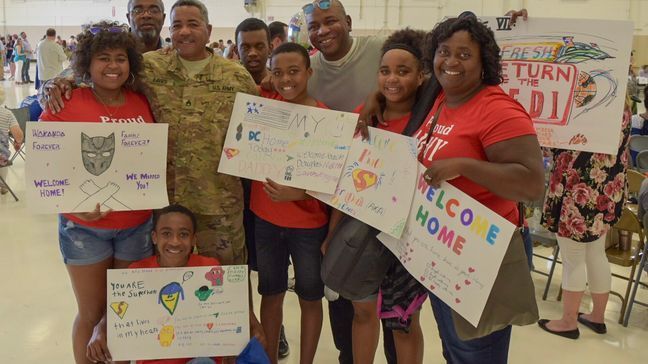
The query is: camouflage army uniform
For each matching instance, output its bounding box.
[142,48,258,265]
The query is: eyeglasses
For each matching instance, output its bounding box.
[131,7,162,16]
[302,0,331,15]
[86,24,130,36]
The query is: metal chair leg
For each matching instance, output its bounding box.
[623,246,647,326]
[0,175,18,201]
[543,245,560,300]
[619,260,638,324]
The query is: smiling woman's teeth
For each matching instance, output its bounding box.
[444,70,461,75]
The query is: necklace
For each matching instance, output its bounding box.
[92,88,124,119]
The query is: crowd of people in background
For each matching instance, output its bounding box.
[2,30,75,85]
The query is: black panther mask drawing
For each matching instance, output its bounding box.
[81,132,115,176]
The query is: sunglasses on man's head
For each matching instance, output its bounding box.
[86,25,129,36]
[302,0,331,15]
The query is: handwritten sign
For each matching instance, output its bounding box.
[484,17,633,154]
[107,265,249,361]
[310,128,418,238]
[25,122,169,213]
[218,93,357,194]
[378,163,515,326]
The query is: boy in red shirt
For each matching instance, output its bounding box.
[253,42,329,364]
[86,204,265,364]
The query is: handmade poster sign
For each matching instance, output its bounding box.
[483,17,633,154]
[218,93,357,194]
[25,122,169,213]
[107,265,249,361]
[378,163,515,326]
[310,128,418,238]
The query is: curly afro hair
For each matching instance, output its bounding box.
[381,27,427,69]
[423,15,503,86]
[72,20,143,90]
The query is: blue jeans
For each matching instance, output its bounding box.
[429,294,512,364]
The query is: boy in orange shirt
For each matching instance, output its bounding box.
[86,204,265,364]
[253,43,329,364]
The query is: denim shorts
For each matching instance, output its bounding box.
[58,215,154,265]
[254,215,326,301]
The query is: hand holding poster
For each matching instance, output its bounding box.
[483,17,633,154]
[378,163,515,326]
[26,122,169,213]
[310,128,419,238]
[107,265,249,361]
[218,93,357,194]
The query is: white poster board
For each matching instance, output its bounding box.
[26,122,169,213]
[378,163,515,326]
[310,128,418,238]
[483,17,633,154]
[107,265,249,361]
[218,93,357,194]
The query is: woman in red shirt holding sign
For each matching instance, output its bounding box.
[39,21,155,364]
[413,15,544,364]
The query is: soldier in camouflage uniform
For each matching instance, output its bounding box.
[141,0,257,265]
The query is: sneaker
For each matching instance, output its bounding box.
[278,325,289,359]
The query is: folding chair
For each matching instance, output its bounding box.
[637,150,648,174]
[629,135,648,167]
[623,214,648,326]
[0,161,19,202]
[606,207,645,323]
[0,133,18,202]
[6,106,29,162]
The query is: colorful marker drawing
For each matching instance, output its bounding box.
[487,17,632,155]
[224,148,240,160]
[195,286,214,301]
[110,301,129,319]
[351,168,379,192]
[205,267,225,287]
[158,325,175,347]
[159,282,184,315]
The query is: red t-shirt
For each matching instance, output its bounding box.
[129,254,222,364]
[413,86,536,225]
[250,91,329,228]
[128,254,221,268]
[353,104,410,134]
[40,88,155,229]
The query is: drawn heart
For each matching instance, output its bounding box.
[464,280,472,286]
[468,267,476,273]
[207,322,214,330]
[409,248,413,253]
[429,285,436,290]
[431,261,436,267]
[352,169,378,192]
[224,148,240,160]
[455,298,461,304]
[420,276,426,282]
[455,284,461,291]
